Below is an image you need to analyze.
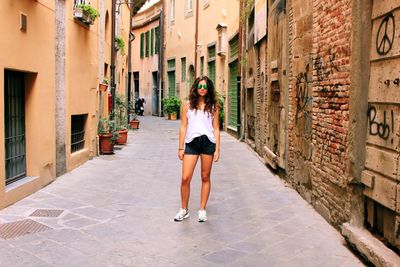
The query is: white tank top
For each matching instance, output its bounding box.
[185,106,216,143]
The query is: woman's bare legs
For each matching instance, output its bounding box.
[200,154,214,209]
[181,154,199,209]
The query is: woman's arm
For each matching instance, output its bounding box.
[178,103,188,160]
[213,106,220,162]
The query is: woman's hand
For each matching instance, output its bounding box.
[213,150,220,162]
[178,149,184,160]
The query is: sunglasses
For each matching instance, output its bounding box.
[197,84,208,90]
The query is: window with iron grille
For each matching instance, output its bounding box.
[73,0,86,8]
[71,114,87,153]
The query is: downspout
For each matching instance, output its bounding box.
[158,8,164,117]
[237,0,244,141]
[110,0,116,118]
[127,1,134,119]
[194,0,199,75]
[284,0,289,170]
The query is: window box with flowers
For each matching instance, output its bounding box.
[74,4,99,25]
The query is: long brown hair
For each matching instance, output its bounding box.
[189,75,217,114]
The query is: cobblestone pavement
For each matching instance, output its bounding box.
[0,116,364,266]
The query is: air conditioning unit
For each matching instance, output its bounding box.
[216,22,227,56]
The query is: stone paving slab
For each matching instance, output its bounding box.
[0,116,365,266]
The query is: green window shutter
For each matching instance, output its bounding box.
[150,29,154,56]
[229,35,239,60]
[207,61,216,85]
[168,71,176,97]
[200,57,204,75]
[167,58,176,70]
[181,57,186,82]
[146,31,150,57]
[188,66,195,87]
[140,33,144,58]
[155,27,160,54]
[208,45,216,59]
[228,61,238,128]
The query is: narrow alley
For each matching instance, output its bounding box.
[0,117,364,266]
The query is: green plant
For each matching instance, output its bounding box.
[77,3,100,21]
[102,77,109,85]
[115,36,125,55]
[128,100,138,120]
[216,91,225,129]
[114,93,129,130]
[162,96,181,115]
[98,116,119,142]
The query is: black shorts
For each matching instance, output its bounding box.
[185,135,216,155]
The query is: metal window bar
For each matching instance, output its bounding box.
[71,115,86,153]
[5,71,26,185]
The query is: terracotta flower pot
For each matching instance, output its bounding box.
[129,120,140,129]
[99,133,114,154]
[99,83,108,92]
[116,129,128,145]
[170,113,177,120]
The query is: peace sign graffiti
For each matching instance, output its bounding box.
[376,13,395,55]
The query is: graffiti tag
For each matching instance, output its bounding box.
[367,105,394,142]
[376,13,395,56]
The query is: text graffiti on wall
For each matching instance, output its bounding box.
[314,50,339,81]
[367,105,394,143]
[295,64,310,112]
[376,13,395,56]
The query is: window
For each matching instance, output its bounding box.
[170,0,175,24]
[207,44,216,84]
[186,0,193,15]
[140,33,144,58]
[71,114,87,153]
[168,59,176,97]
[150,29,154,56]
[155,26,160,54]
[202,0,209,9]
[181,57,186,82]
[200,56,204,75]
[145,31,150,57]
[73,0,86,8]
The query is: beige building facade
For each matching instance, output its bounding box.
[0,0,142,210]
[132,1,162,116]
[163,0,240,128]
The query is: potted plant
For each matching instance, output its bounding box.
[98,116,119,154]
[128,100,140,129]
[99,77,108,92]
[114,93,129,145]
[162,96,181,120]
[216,91,225,130]
[74,4,100,25]
[115,36,126,55]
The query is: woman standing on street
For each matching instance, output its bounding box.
[174,75,220,222]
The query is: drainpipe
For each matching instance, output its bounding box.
[110,0,116,118]
[127,1,134,120]
[237,0,244,141]
[194,0,199,75]
[158,8,164,116]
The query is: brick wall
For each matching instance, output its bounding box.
[310,0,352,225]
[286,0,353,226]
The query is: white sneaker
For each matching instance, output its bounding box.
[174,208,190,221]
[198,209,207,222]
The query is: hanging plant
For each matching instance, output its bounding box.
[115,36,126,55]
